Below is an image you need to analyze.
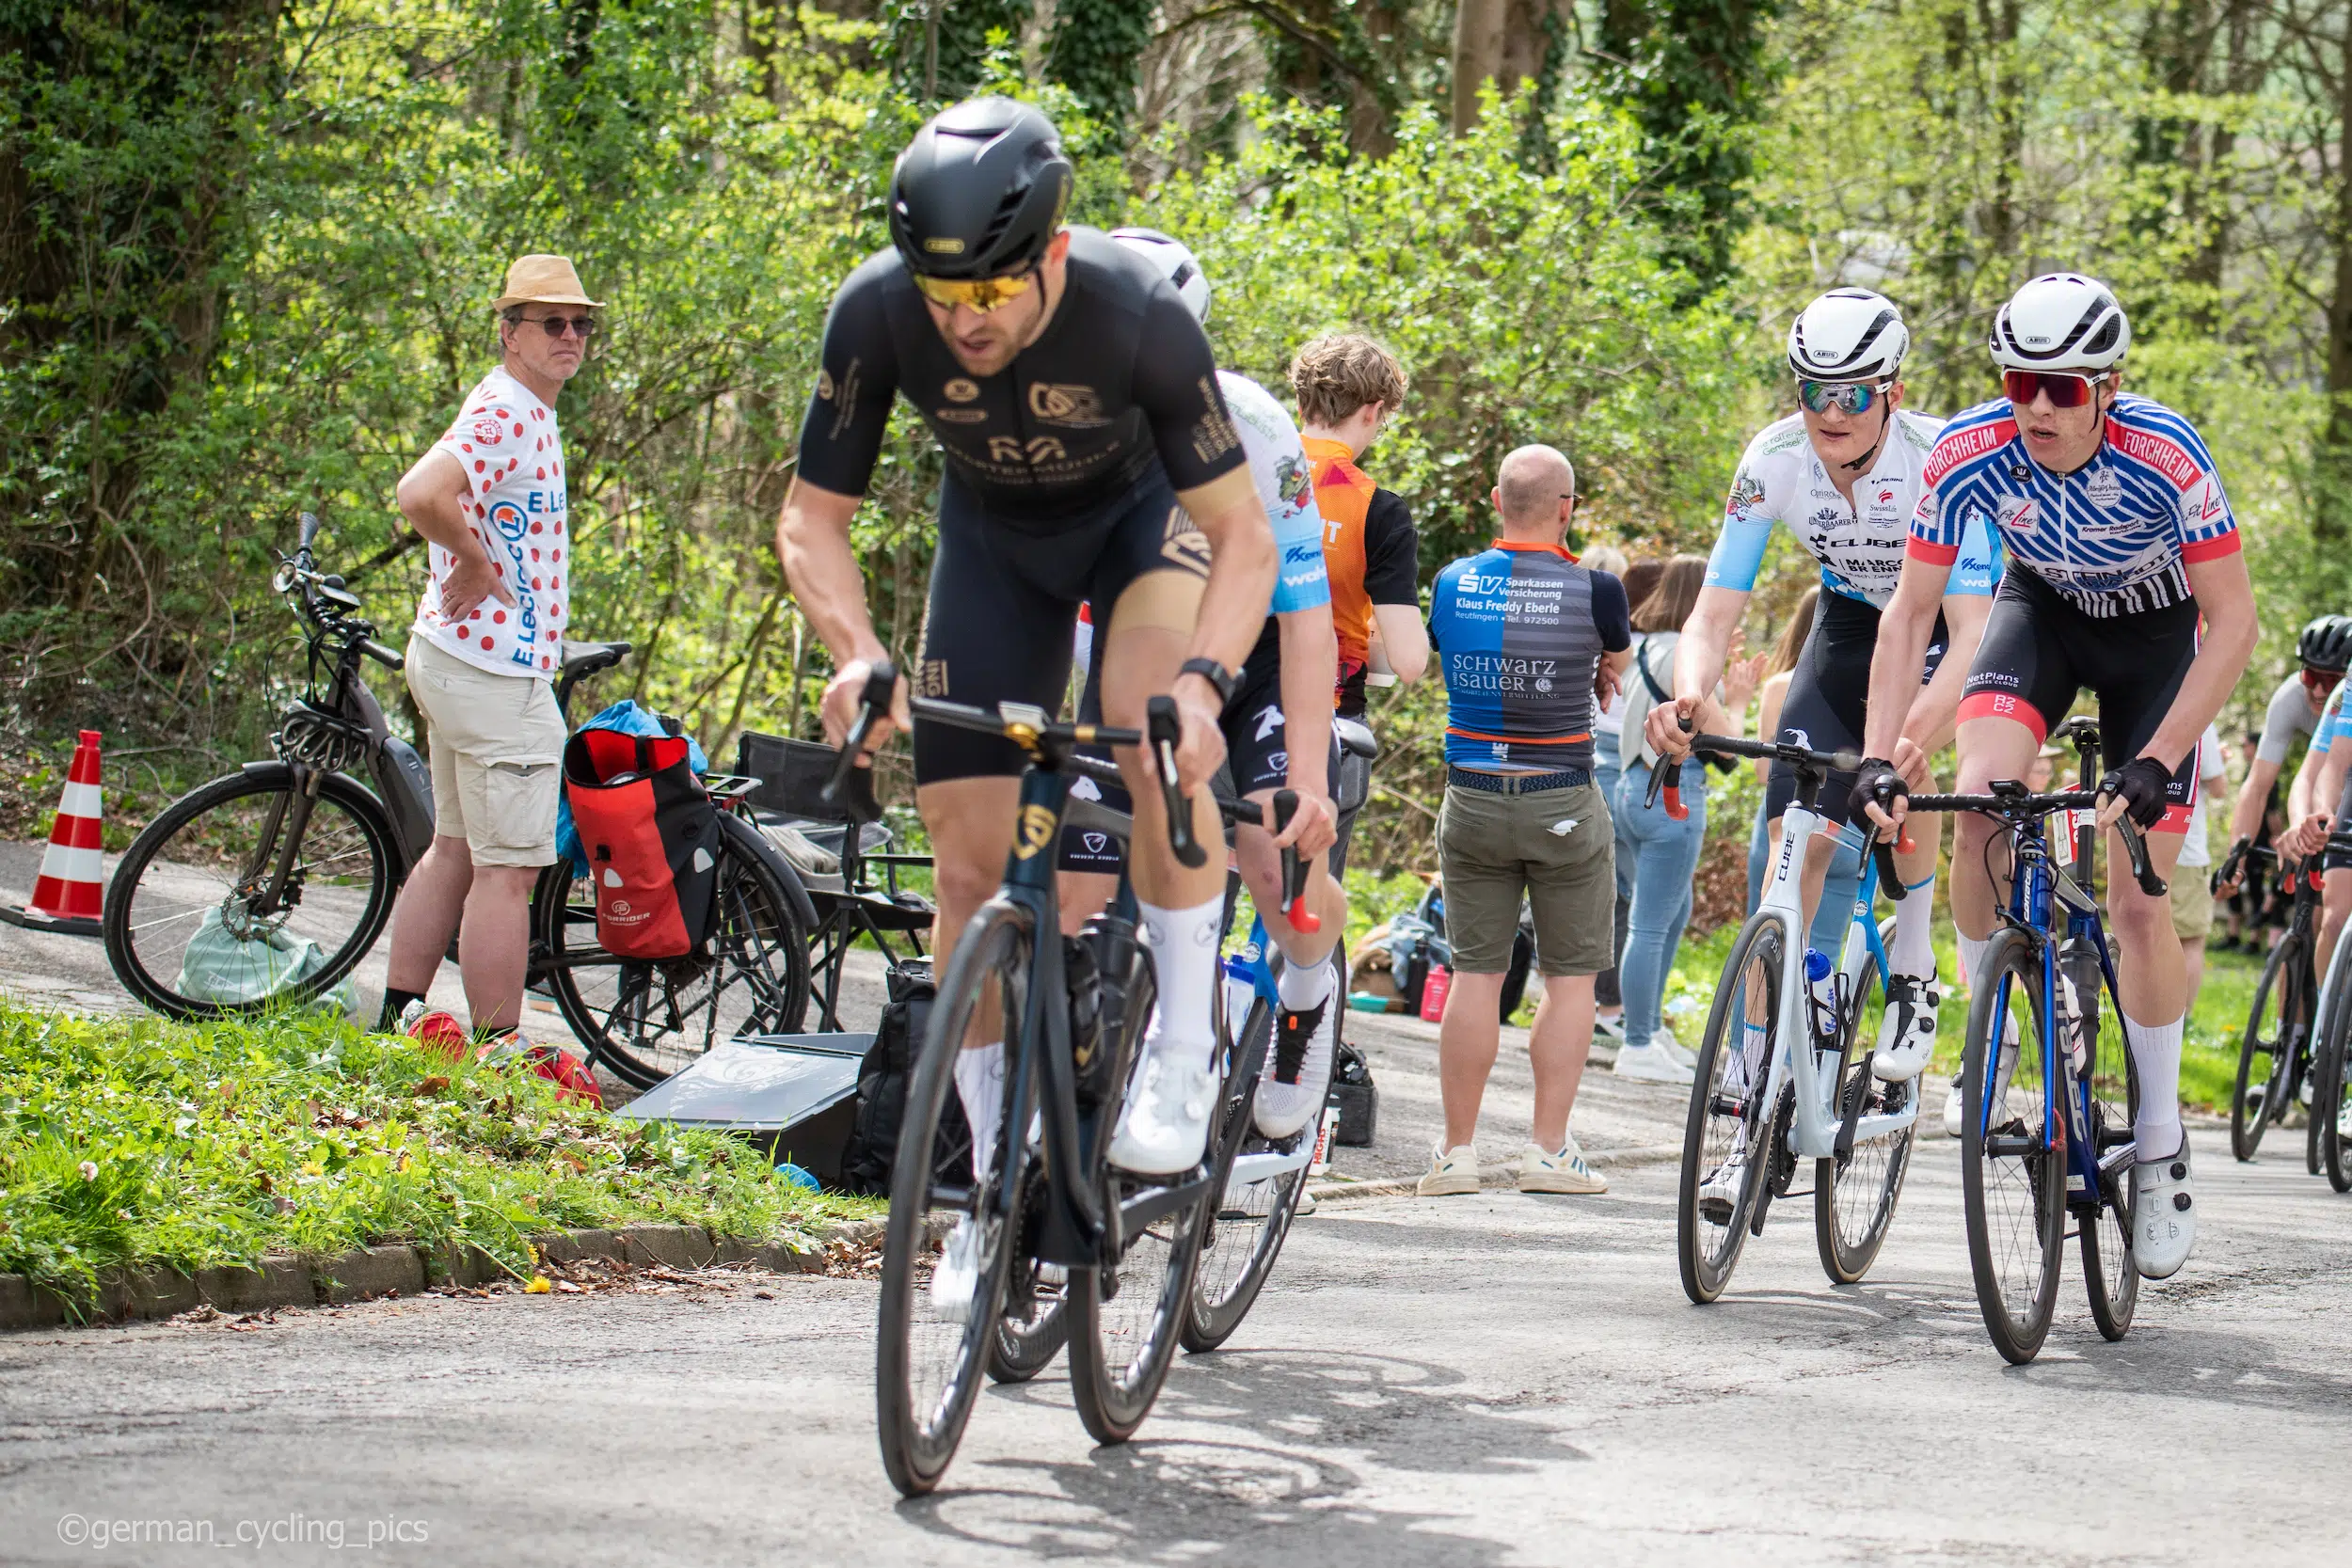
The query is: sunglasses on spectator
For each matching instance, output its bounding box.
[2002,370,2108,408]
[914,270,1038,314]
[1797,379,1890,415]
[521,312,597,339]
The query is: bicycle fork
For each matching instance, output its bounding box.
[243,763,326,918]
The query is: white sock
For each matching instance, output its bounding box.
[1955,931,1990,993]
[952,1041,1006,1183]
[2127,1013,2185,1162]
[1276,951,1336,1012]
[1890,876,1938,981]
[1139,895,1223,1076]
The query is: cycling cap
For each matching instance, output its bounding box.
[1108,227,1210,323]
[888,97,1072,280]
[1787,289,1908,382]
[2299,614,2352,674]
[1989,273,2131,371]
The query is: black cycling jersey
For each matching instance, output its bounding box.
[795,226,1248,526]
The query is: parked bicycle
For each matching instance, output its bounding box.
[1904,715,2159,1364]
[1660,730,1918,1304]
[102,515,815,1086]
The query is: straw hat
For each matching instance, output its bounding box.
[492,254,603,310]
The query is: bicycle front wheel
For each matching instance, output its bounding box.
[875,900,1027,1497]
[1184,998,1309,1353]
[540,812,811,1087]
[1678,910,1785,1304]
[1816,923,1915,1285]
[2314,983,2352,1193]
[1070,953,1210,1444]
[1960,927,2064,1365]
[2232,931,2306,1162]
[103,765,400,1021]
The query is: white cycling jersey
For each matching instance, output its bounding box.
[1707,409,1998,610]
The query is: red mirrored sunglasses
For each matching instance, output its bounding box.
[2002,370,2107,408]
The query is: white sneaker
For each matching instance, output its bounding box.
[930,1214,984,1323]
[1613,1041,1695,1085]
[1696,1157,1745,1226]
[1417,1142,1481,1196]
[1594,1012,1627,1043]
[1872,974,1940,1082]
[1105,1053,1216,1175]
[1661,1035,1698,1071]
[1654,1022,1685,1056]
[1254,980,1337,1138]
[1518,1135,1608,1194]
[2134,1143,2197,1279]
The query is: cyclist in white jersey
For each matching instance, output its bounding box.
[1645,289,1998,1083]
[1855,274,2259,1280]
[1060,228,1349,1141]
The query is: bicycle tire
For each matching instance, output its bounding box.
[1678,910,1785,1305]
[2232,932,2304,1162]
[1069,952,1210,1444]
[1183,998,1309,1353]
[1960,927,2064,1365]
[539,812,811,1087]
[1816,926,1915,1285]
[875,900,1031,1497]
[2079,953,2140,1341]
[2317,978,2352,1193]
[103,765,401,1022]
[2308,951,2350,1178]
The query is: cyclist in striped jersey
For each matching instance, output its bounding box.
[1856,274,2259,1281]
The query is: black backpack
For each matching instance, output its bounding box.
[839,962,971,1196]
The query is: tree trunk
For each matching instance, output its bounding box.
[1451,0,1510,132]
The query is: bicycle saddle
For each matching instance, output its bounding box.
[2055,714,2101,751]
[1334,716,1380,762]
[560,640,633,678]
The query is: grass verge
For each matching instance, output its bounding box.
[0,1001,875,1306]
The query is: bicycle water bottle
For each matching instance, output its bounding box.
[1804,948,1840,1047]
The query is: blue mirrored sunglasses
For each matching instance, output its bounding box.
[1797,379,1888,415]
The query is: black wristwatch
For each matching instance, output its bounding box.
[1178,657,1238,710]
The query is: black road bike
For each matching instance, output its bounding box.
[102,515,815,1085]
[2219,839,2352,1165]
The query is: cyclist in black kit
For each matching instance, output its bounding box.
[775,98,1287,1179]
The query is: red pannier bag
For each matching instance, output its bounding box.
[561,727,720,960]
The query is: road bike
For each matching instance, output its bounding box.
[102,514,815,1085]
[2293,832,2352,1191]
[1907,716,2162,1364]
[2219,841,2339,1164]
[1659,733,1919,1303]
[850,667,1301,1495]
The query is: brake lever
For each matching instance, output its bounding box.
[821,659,899,806]
[1871,827,1905,902]
[1148,695,1207,869]
[1271,789,1320,933]
[2117,817,2169,897]
[1647,711,1694,820]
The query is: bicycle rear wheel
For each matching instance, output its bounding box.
[1960,927,2064,1365]
[1069,954,1211,1444]
[2078,959,2140,1341]
[103,765,399,1021]
[2232,932,2306,1162]
[875,901,1026,1497]
[1678,911,1784,1304]
[1184,998,1309,1353]
[1816,926,1915,1285]
[540,812,810,1087]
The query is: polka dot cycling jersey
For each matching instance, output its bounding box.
[419,364,569,679]
[1704,409,1997,611]
[1906,392,2238,620]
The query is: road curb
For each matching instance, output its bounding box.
[0,1218,883,1334]
[1307,1140,1685,1204]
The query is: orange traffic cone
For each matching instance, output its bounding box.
[3,729,105,938]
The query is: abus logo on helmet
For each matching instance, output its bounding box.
[923,237,964,254]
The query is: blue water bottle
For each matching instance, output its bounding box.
[1804,948,1840,1046]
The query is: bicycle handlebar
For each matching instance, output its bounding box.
[1149,697,1207,869]
[358,638,405,671]
[822,660,903,808]
[1909,786,2168,897]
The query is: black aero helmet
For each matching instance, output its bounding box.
[888,97,1072,281]
[2298,614,2352,674]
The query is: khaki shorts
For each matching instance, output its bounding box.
[405,635,566,867]
[2171,865,2215,943]
[1436,779,1614,976]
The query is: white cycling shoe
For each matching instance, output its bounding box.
[930,1214,985,1323]
[1871,974,1940,1082]
[1254,985,1336,1139]
[1105,1051,1216,1175]
[1696,1157,1746,1226]
[2133,1142,2197,1279]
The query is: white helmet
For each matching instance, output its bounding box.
[1989,273,2130,371]
[1787,289,1908,382]
[1110,227,1209,324]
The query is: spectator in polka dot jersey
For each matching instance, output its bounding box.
[377,254,595,1044]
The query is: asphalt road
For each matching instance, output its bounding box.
[6,1124,2348,1567]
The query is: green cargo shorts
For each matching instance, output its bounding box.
[1436,779,1614,977]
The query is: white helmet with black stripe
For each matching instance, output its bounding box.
[1787,289,1908,383]
[1989,273,2130,371]
[1109,227,1210,324]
